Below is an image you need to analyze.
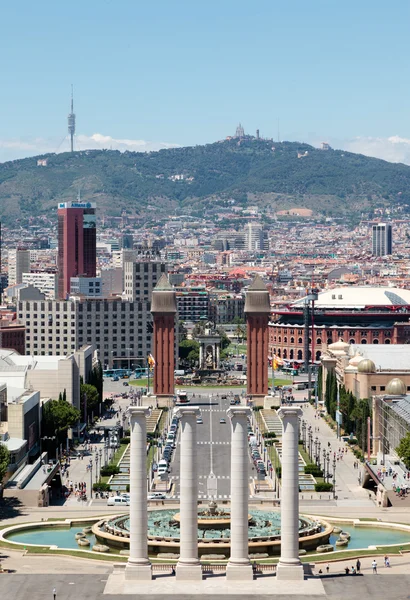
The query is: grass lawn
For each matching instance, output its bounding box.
[129,378,149,387]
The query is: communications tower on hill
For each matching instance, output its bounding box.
[67,85,76,152]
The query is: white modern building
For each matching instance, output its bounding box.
[8,249,30,285]
[22,272,58,299]
[123,255,167,302]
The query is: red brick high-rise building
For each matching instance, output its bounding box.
[245,275,271,403]
[57,201,96,298]
[151,274,177,407]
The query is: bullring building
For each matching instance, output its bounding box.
[269,287,410,364]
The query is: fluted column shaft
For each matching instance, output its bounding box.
[226,407,253,580]
[276,406,304,581]
[175,406,202,580]
[126,407,152,580]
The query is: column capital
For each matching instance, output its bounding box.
[128,406,150,420]
[227,406,251,420]
[174,405,200,419]
[277,406,302,421]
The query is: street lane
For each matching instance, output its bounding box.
[169,392,253,499]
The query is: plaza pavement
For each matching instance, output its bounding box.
[1,548,410,599]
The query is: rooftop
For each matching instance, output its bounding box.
[293,287,410,309]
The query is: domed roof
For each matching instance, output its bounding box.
[349,354,364,367]
[386,378,406,396]
[344,365,357,373]
[328,340,350,352]
[357,359,376,373]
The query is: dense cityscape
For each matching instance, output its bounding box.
[2,2,410,600]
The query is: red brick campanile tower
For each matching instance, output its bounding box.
[245,275,271,405]
[151,274,177,407]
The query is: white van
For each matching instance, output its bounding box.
[157,460,168,475]
[107,496,130,507]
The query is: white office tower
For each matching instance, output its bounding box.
[244,222,263,251]
[372,223,392,256]
[8,249,30,285]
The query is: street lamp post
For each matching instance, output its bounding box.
[323,449,326,477]
[314,437,318,465]
[317,440,321,467]
[326,452,330,482]
[95,454,99,485]
[308,427,312,461]
[302,421,306,450]
[126,347,132,374]
[332,455,337,499]
[89,461,93,498]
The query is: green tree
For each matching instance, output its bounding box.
[80,384,99,419]
[179,339,199,366]
[397,432,410,469]
[42,399,80,446]
[0,442,10,482]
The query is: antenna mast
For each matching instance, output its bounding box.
[68,85,76,152]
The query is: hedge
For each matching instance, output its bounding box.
[93,482,111,491]
[304,464,324,477]
[314,482,333,492]
[100,465,120,476]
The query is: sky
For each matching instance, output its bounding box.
[2,0,410,163]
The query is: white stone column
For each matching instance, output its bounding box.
[199,344,203,369]
[226,406,253,581]
[125,407,152,580]
[175,406,202,581]
[276,406,304,581]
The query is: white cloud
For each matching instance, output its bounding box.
[334,135,410,166]
[0,133,180,162]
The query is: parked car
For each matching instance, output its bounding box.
[107,496,130,506]
[220,418,226,424]
[123,382,129,387]
[148,492,166,500]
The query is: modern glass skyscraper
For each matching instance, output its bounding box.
[57,201,96,298]
[372,223,392,257]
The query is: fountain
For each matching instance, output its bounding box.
[93,501,332,557]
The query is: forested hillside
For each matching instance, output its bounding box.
[1,138,409,223]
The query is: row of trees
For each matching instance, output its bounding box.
[324,368,371,451]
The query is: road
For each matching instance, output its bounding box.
[168,392,254,500]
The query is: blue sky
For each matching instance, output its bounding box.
[2,0,410,163]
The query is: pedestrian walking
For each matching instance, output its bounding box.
[53,588,57,600]
[326,563,329,574]
[372,559,377,574]
[384,555,390,567]
[356,559,361,573]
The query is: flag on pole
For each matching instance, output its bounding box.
[147,353,156,369]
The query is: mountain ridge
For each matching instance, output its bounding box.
[1,138,410,223]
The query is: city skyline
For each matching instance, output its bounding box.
[2,1,410,163]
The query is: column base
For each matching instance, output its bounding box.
[176,562,203,581]
[249,395,265,407]
[141,395,157,407]
[125,561,152,581]
[155,395,174,408]
[226,562,254,581]
[276,561,304,581]
[264,395,281,409]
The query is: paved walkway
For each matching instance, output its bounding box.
[294,395,374,508]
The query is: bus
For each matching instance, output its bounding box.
[175,390,189,405]
[135,367,149,378]
[103,368,133,379]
